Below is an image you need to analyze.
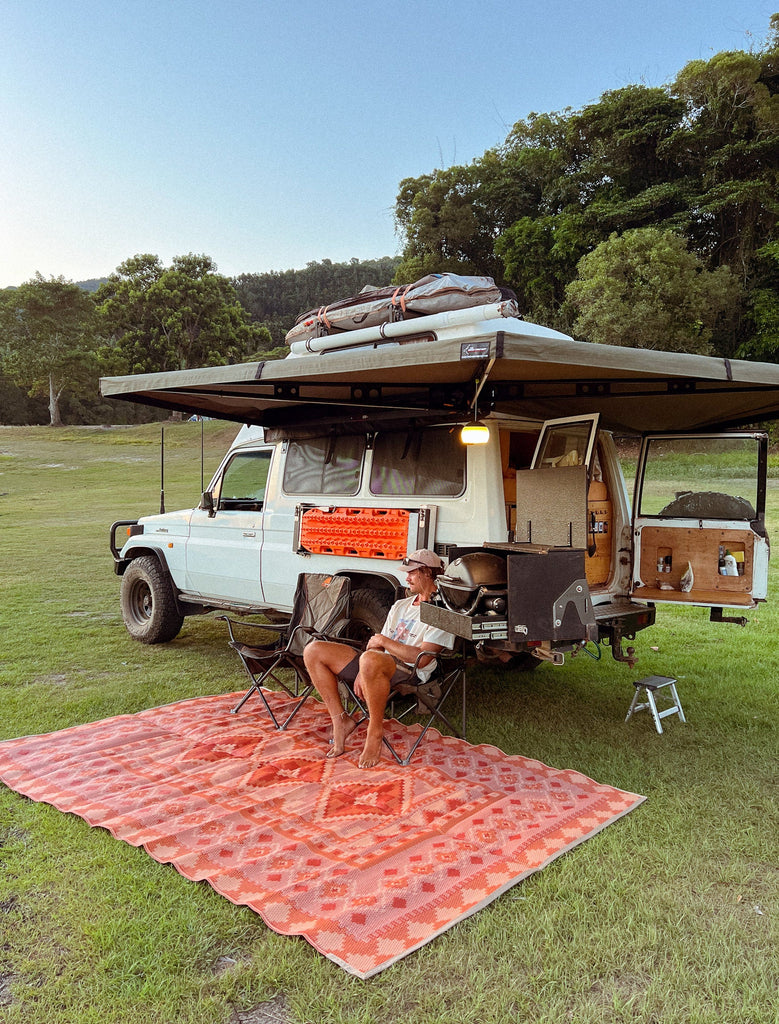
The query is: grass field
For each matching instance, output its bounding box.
[0,423,777,1024]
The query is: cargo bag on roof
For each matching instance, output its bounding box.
[285,273,512,345]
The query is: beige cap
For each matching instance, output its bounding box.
[402,548,444,570]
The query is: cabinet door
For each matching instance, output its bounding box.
[631,432,769,607]
[513,415,601,548]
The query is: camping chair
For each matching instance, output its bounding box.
[341,639,467,765]
[221,572,352,730]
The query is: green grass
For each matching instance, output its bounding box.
[1,423,777,1024]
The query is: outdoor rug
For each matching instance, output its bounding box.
[0,690,645,978]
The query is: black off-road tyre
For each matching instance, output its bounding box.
[120,555,184,644]
[340,586,392,644]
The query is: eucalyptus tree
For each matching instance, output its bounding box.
[0,274,99,426]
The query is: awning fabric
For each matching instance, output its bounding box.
[100,321,779,436]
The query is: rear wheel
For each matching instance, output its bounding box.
[339,586,392,644]
[120,555,184,644]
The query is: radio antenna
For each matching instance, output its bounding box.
[201,418,205,493]
[159,426,166,514]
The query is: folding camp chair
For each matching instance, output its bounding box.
[342,639,467,765]
[221,572,352,730]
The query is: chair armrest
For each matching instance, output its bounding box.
[409,641,460,673]
[218,614,290,645]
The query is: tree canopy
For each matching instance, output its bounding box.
[393,15,779,356]
[566,228,739,353]
[97,254,270,375]
[233,257,401,346]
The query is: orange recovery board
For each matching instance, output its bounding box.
[299,507,410,559]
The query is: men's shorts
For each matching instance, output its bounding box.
[337,653,416,687]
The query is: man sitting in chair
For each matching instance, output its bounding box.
[303,549,455,769]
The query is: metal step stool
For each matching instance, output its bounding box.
[625,675,686,734]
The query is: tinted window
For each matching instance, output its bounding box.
[283,436,365,494]
[370,427,465,496]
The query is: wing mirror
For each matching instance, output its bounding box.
[200,491,216,517]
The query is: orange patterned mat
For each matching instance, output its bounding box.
[0,691,644,977]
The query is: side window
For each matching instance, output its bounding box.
[370,427,465,496]
[216,450,272,510]
[531,414,599,470]
[283,435,365,494]
[637,436,761,519]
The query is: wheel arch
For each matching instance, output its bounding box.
[336,570,403,603]
[122,544,170,575]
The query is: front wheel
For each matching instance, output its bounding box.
[120,555,184,644]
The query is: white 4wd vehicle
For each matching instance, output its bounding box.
[104,295,775,669]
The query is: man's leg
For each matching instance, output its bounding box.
[303,640,359,756]
[355,649,396,769]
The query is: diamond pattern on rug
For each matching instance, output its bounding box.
[0,691,644,978]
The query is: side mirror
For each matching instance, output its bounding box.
[200,491,216,517]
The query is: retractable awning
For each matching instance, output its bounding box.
[100,318,779,435]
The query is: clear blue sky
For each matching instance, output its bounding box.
[1,0,775,287]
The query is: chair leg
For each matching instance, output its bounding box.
[230,663,313,730]
[231,686,260,715]
[231,678,285,728]
[382,668,466,765]
[276,684,315,730]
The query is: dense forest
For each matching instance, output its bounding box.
[391,17,779,359]
[233,256,401,347]
[1,14,777,425]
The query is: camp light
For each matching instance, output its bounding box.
[460,378,491,444]
[460,419,490,444]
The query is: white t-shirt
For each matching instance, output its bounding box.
[382,595,454,682]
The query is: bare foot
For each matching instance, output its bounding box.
[358,726,384,769]
[326,713,357,758]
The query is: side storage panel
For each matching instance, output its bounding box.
[507,548,596,642]
[636,525,755,605]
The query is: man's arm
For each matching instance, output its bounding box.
[366,633,443,669]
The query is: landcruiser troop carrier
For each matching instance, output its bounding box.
[102,283,779,669]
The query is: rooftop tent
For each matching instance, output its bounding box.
[99,311,779,436]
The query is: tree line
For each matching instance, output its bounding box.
[0,255,400,425]
[1,14,777,425]
[393,15,779,357]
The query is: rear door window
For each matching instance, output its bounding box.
[370,427,465,496]
[636,435,763,519]
[283,435,365,495]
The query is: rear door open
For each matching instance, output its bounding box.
[514,414,600,548]
[631,432,769,612]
